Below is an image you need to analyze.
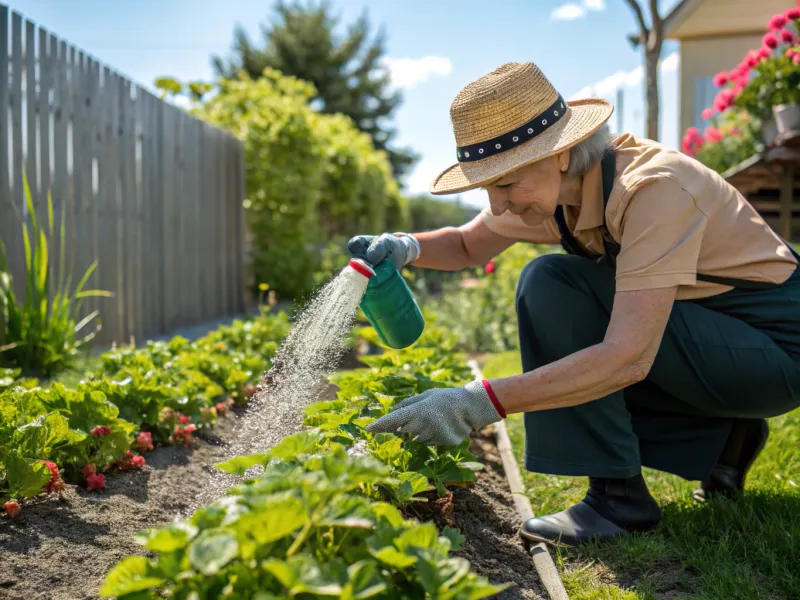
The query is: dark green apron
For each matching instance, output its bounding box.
[518,150,800,481]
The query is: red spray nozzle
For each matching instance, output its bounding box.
[349,258,375,279]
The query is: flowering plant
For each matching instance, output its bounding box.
[706,7,800,123]
[681,109,760,172]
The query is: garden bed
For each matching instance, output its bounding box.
[407,426,546,600]
[0,413,242,600]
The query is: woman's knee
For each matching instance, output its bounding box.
[516,254,584,302]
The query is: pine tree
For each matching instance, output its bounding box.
[212,0,418,180]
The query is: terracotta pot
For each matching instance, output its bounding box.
[761,118,779,146]
[773,103,800,135]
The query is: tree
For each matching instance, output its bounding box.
[211,0,418,181]
[624,0,665,141]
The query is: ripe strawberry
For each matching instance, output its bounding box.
[52,480,65,493]
[42,460,61,493]
[131,455,145,468]
[86,474,105,490]
[215,402,227,415]
[4,500,21,517]
[178,415,190,424]
[90,425,111,437]
[82,464,97,478]
[136,431,154,453]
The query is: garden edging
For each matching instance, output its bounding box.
[467,360,569,600]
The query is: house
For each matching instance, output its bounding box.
[664,0,790,136]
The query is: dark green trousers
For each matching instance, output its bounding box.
[517,254,800,481]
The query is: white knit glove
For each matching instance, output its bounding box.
[365,381,505,447]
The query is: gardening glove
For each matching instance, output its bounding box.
[365,380,506,447]
[347,233,420,270]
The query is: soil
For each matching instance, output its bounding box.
[0,391,545,600]
[405,427,547,600]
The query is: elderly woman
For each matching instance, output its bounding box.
[348,62,800,546]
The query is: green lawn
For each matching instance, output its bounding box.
[481,352,800,600]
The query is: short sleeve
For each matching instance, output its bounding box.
[615,177,708,292]
[478,207,560,243]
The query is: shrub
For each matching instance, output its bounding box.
[0,180,112,377]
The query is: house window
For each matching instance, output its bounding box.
[693,76,716,130]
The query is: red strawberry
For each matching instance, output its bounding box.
[82,464,97,478]
[131,455,145,468]
[52,480,65,493]
[215,402,227,415]
[178,415,190,424]
[90,425,111,437]
[136,431,154,453]
[4,500,21,517]
[86,474,105,490]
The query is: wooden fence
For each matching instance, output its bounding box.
[0,4,245,347]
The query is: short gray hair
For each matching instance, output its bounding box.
[566,125,614,178]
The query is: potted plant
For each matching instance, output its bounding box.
[702,7,800,145]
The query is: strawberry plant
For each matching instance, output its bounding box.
[101,446,509,599]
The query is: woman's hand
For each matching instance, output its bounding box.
[348,233,420,270]
[365,381,506,447]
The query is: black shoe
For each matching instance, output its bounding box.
[519,474,661,547]
[693,419,769,502]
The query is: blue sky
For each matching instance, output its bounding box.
[6,0,682,208]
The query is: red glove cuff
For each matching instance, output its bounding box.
[481,380,506,419]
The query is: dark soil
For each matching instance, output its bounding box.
[0,391,545,600]
[405,427,546,600]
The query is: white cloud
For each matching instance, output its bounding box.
[551,0,605,21]
[383,56,453,89]
[584,0,606,10]
[569,52,679,99]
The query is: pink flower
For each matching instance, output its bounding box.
[768,14,787,30]
[757,47,772,62]
[781,30,795,44]
[762,33,779,49]
[712,71,728,87]
[713,91,731,112]
[787,48,797,58]
[136,431,154,452]
[484,260,496,275]
[744,51,759,68]
[794,54,800,64]
[131,455,145,468]
[685,126,701,138]
[786,8,800,20]
[91,425,111,437]
[86,474,105,490]
[704,127,723,143]
[731,127,741,137]
[701,108,715,120]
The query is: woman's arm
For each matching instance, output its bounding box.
[410,215,555,271]
[489,286,677,413]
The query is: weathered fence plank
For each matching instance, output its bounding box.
[1,7,245,346]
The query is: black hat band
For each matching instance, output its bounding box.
[456,94,567,163]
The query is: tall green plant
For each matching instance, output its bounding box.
[0,178,112,376]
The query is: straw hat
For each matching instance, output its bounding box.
[429,62,613,195]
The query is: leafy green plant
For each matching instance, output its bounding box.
[0,178,112,377]
[101,447,508,599]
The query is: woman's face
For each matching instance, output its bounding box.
[483,151,570,226]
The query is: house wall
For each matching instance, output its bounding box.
[678,34,763,135]
[670,0,788,39]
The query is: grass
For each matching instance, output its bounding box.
[481,351,800,600]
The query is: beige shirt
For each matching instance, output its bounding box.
[479,134,797,300]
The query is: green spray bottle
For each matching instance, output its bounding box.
[348,257,424,349]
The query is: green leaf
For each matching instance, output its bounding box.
[346,560,388,599]
[134,522,197,552]
[237,496,308,545]
[214,453,269,475]
[374,547,416,569]
[442,526,465,552]
[5,451,51,498]
[267,429,326,460]
[99,556,163,597]
[188,529,239,575]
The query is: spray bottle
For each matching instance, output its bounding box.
[348,257,424,349]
